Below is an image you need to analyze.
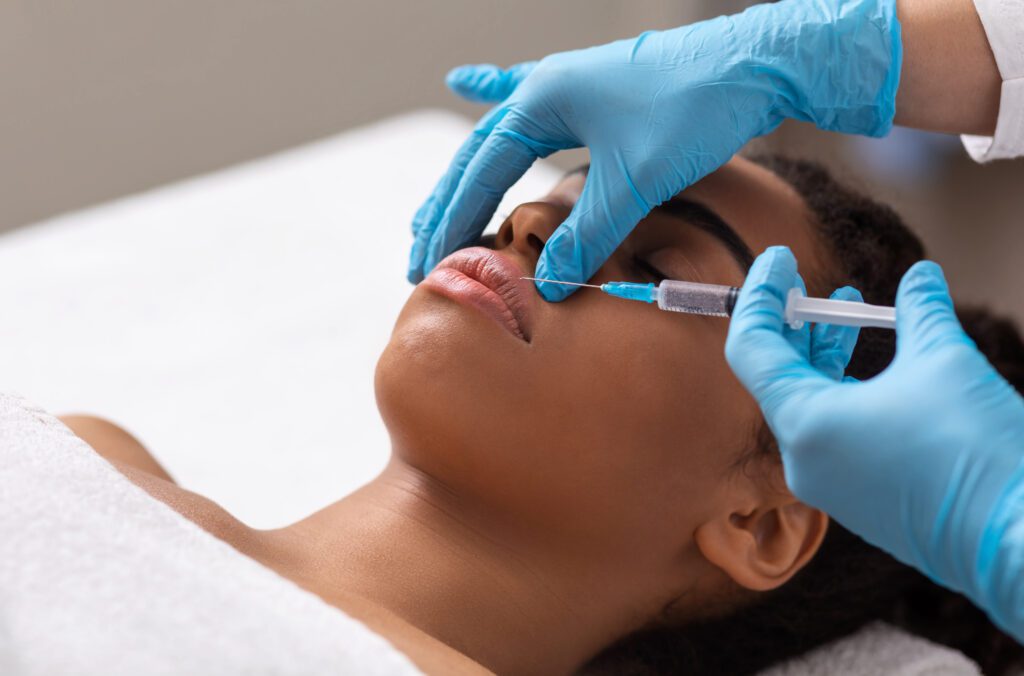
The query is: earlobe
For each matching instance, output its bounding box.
[695,500,828,592]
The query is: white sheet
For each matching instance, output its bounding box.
[0,109,561,528]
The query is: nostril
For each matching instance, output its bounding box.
[526,233,545,256]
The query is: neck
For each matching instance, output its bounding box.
[269,460,629,674]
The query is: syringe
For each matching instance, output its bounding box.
[522,277,896,330]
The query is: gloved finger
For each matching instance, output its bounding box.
[809,286,863,381]
[409,196,443,283]
[895,260,972,355]
[408,105,509,283]
[724,246,834,421]
[532,160,652,301]
[423,118,556,273]
[446,62,538,104]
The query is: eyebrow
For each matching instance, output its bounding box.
[654,198,755,272]
[562,165,754,273]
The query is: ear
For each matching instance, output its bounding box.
[694,497,828,592]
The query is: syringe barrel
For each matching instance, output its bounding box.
[656,280,739,317]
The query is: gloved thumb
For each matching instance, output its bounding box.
[725,246,833,421]
[533,163,649,301]
[445,62,538,104]
[895,261,971,355]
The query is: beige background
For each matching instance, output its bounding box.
[3,1,1022,323]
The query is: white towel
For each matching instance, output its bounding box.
[0,391,421,676]
[759,621,981,675]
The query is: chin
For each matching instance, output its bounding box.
[374,291,525,478]
[374,293,613,536]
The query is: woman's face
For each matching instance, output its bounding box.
[376,156,828,598]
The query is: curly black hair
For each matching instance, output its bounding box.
[580,156,1024,675]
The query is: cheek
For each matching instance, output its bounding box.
[546,308,754,505]
[376,287,759,560]
[506,299,759,553]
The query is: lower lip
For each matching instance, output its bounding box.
[422,267,527,340]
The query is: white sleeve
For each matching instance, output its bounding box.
[961,0,1024,162]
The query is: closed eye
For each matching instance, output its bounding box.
[633,255,668,283]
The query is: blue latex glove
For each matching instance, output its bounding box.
[408,0,903,300]
[725,246,1024,642]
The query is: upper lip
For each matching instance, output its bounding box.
[433,247,534,341]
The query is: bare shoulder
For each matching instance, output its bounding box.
[58,414,254,547]
[59,414,175,481]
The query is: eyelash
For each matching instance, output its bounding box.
[633,255,668,283]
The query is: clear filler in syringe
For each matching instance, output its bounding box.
[522,278,896,330]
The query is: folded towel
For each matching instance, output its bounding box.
[759,621,981,675]
[0,391,421,676]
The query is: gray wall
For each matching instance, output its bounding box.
[1,1,697,229]
[4,1,1022,323]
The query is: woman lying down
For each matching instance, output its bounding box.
[61,155,1024,675]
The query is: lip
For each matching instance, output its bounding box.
[422,248,534,342]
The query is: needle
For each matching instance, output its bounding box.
[520,277,602,289]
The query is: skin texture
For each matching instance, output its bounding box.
[895,0,1002,136]
[60,157,834,675]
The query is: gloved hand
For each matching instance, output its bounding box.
[726,246,1024,642]
[408,0,903,300]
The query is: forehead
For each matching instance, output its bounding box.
[551,157,826,288]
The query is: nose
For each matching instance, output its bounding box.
[494,202,566,267]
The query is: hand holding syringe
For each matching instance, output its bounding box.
[522,277,895,330]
